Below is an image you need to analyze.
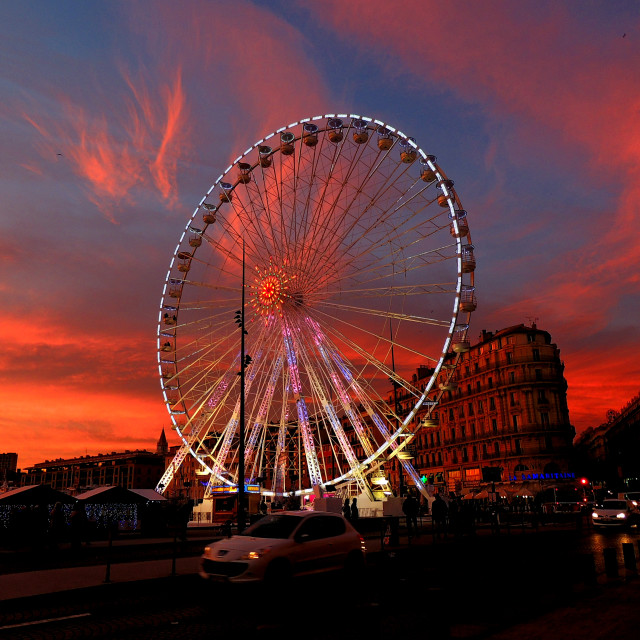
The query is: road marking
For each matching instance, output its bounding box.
[0,612,91,630]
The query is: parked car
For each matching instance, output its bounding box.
[592,499,638,528]
[200,510,366,583]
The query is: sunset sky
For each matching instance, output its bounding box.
[2,0,640,469]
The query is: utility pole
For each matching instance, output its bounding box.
[390,321,404,497]
[237,241,247,533]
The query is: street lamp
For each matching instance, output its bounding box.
[234,241,251,533]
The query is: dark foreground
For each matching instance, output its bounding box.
[2,524,640,639]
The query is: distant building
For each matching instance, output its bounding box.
[574,392,640,491]
[20,432,168,494]
[393,324,576,496]
[0,453,18,487]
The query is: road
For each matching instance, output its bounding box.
[1,523,639,639]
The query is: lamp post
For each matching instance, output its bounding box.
[236,241,248,533]
[389,321,404,497]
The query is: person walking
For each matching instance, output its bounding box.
[350,497,359,521]
[403,493,420,538]
[431,493,448,539]
[343,498,351,521]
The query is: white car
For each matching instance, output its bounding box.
[592,499,638,528]
[200,510,366,583]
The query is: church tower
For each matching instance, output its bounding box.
[156,427,169,456]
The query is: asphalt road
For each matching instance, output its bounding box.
[1,524,639,639]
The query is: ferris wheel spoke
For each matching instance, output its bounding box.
[298,135,414,283]
[312,304,441,366]
[323,282,457,298]
[315,300,451,328]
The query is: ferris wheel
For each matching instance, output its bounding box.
[155,114,476,501]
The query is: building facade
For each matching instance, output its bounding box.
[0,453,18,487]
[574,392,640,491]
[393,324,576,495]
[21,447,166,494]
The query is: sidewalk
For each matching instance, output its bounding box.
[0,556,200,600]
[0,518,591,602]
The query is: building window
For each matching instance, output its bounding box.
[478,400,484,414]
[488,377,493,389]
[449,408,454,420]
[492,418,498,434]
[510,392,517,406]
[541,412,550,426]
[489,397,496,411]
[461,424,466,438]
[451,428,456,442]
[474,362,479,372]
[482,444,487,458]
[452,451,458,463]
[512,414,519,430]
[472,445,478,461]
[515,439,522,454]
[506,352,513,364]
[509,371,515,383]
[476,381,481,392]
[544,435,552,451]
[538,390,547,403]
[533,348,540,361]
[468,403,474,416]
[462,448,468,462]
[494,442,500,455]
[528,333,536,343]
[535,368,543,381]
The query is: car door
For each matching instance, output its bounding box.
[289,515,346,575]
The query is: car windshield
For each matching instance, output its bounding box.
[626,493,640,501]
[600,500,627,509]
[239,514,300,539]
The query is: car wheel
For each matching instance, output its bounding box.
[264,559,292,585]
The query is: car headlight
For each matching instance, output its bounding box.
[617,513,627,519]
[592,512,598,518]
[241,548,271,560]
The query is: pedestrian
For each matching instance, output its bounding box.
[431,493,448,539]
[343,498,351,520]
[48,502,66,549]
[402,493,419,538]
[350,497,359,521]
[70,501,88,550]
[449,495,461,537]
[259,498,268,515]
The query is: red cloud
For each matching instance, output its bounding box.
[304,0,640,430]
[21,66,187,222]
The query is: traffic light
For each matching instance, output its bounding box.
[579,477,588,485]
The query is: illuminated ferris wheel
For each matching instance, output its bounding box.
[155,114,476,501]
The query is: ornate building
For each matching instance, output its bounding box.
[394,324,576,495]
